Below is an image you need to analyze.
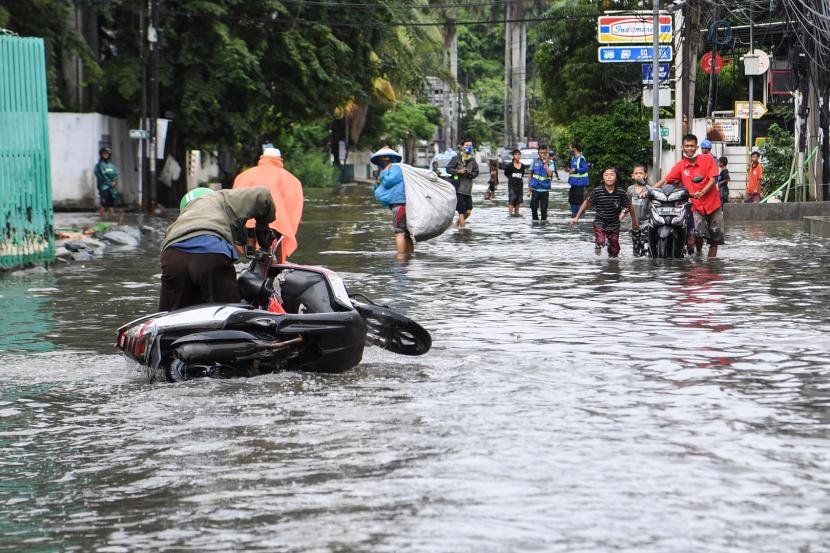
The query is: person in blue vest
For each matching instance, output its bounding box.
[567,143,589,217]
[527,145,553,221]
[371,147,413,257]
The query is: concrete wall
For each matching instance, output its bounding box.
[803,216,830,239]
[185,150,221,191]
[49,112,139,209]
[724,200,830,222]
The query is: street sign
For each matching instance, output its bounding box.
[707,118,741,144]
[643,87,671,108]
[129,129,149,139]
[648,122,670,141]
[742,50,770,76]
[598,45,673,63]
[642,63,671,84]
[735,101,767,119]
[700,52,724,75]
[597,15,672,44]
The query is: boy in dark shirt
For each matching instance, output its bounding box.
[570,167,639,257]
[717,156,730,204]
[503,149,526,216]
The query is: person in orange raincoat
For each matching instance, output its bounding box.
[232,146,303,263]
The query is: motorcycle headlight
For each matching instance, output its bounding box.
[650,200,662,207]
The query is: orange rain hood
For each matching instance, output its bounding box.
[232,155,304,261]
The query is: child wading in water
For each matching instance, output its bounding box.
[621,164,650,256]
[571,167,639,257]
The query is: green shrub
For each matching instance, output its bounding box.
[286,150,339,188]
[760,123,794,197]
[558,100,654,189]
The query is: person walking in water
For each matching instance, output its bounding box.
[504,149,526,216]
[528,145,553,221]
[446,139,479,228]
[620,164,650,257]
[567,143,589,217]
[370,147,414,257]
[571,167,639,258]
[651,133,723,257]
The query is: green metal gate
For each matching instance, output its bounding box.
[0,35,54,269]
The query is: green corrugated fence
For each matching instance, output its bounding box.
[0,35,54,270]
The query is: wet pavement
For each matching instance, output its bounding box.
[1,180,830,552]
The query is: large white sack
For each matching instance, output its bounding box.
[398,163,456,242]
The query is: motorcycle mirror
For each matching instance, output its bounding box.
[691,176,705,183]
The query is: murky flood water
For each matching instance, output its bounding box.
[2,180,830,552]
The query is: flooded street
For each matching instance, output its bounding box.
[2,181,830,552]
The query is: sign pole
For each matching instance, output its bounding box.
[747,5,754,166]
[652,0,661,180]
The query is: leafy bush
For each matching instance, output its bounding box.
[285,150,339,188]
[558,100,653,189]
[760,123,794,198]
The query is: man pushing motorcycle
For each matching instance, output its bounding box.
[647,133,723,258]
[159,187,276,311]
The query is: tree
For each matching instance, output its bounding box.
[381,99,441,163]
[535,0,641,124]
[558,100,652,189]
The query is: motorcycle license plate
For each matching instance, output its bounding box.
[658,207,679,215]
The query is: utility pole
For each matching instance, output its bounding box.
[747,4,754,165]
[705,9,719,118]
[139,2,147,210]
[148,0,159,211]
[651,0,661,180]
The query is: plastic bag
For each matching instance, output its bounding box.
[398,163,456,242]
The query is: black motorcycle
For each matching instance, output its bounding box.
[117,242,431,382]
[646,178,698,259]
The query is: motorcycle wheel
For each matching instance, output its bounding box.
[351,299,431,356]
[657,236,670,258]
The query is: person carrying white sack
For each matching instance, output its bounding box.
[371,147,414,257]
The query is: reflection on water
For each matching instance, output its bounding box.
[1,185,830,552]
[0,270,56,353]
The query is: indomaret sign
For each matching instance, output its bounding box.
[597,15,673,44]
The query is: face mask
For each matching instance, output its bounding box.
[684,150,697,159]
[464,146,473,154]
[377,159,390,168]
[634,177,646,185]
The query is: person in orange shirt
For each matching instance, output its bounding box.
[745,151,763,203]
[232,146,303,263]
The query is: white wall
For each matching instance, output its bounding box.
[49,113,139,209]
[656,118,748,200]
[185,150,221,191]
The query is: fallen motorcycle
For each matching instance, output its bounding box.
[116,242,431,381]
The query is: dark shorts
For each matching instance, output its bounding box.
[456,193,473,214]
[568,185,585,206]
[99,187,116,208]
[390,204,408,234]
[720,186,729,204]
[159,247,240,311]
[508,183,523,206]
[693,209,725,245]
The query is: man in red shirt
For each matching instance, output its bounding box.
[652,134,724,257]
[745,150,763,203]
